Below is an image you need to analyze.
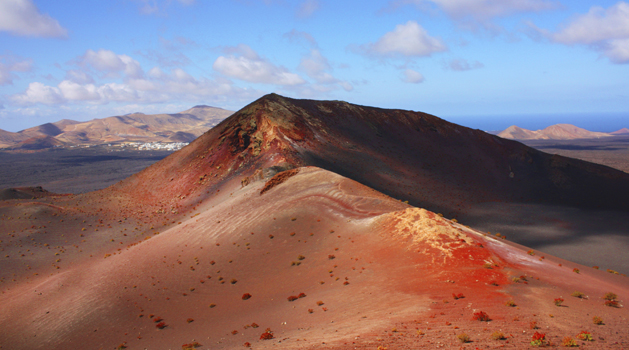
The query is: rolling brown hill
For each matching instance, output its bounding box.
[1,94,628,349]
[0,105,233,149]
[498,124,613,140]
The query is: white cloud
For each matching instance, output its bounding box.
[357,21,447,57]
[550,2,629,44]
[448,58,484,71]
[297,0,320,18]
[298,49,353,91]
[82,49,144,78]
[402,69,425,83]
[11,64,260,107]
[603,38,629,63]
[12,82,65,105]
[0,56,33,85]
[213,44,305,85]
[136,0,195,15]
[65,70,94,84]
[0,0,67,38]
[384,0,558,31]
[284,29,319,48]
[534,2,629,64]
[58,81,100,101]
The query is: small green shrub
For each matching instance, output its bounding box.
[562,337,577,347]
[571,291,585,298]
[604,292,617,301]
[491,331,505,340]
[577,331,593,341]
[531,332,546,347]
[457,333,470,343]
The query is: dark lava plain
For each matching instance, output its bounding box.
[522,136,629,174]
[0,146,171,194]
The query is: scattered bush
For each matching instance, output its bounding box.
[554,297,564,306]
[607,269,619,274]
[571,291,585,298]
[562,336,578,347]
[452,293,464,300]
[491,331,505,340]
[527,250,535,256]
[316,300,324,306]
[155,322,166,329]
[298,292,306,298]
[573,268,580,274]
[530,332,547,347]
[530,321,538,329]
[505,300,516,307]
[604,292,618,301]
[181,342,201,349]
[577,331,593,341]
[328,254,335,259]
[209,303,216,308]
[308,309,314,313]
[251,322,259,328]
[153,317,163,323]
[473,311,490,321]
[243,342,251,347]
[297,255,305,260]
[288,295,298,302]
[186,318,194,323]
[242,293,252,300]
[231,279,238,284]
[457,333,470,343]
[231,330,239,335]
[604,300,620,307]
[593,316,604,325]
[260,329,274,340]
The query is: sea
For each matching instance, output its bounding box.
[442,112,629,134]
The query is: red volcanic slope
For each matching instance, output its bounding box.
[1,167,628,349]
[111,94,629,215]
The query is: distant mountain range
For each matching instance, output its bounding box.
[0,105,233,150]
[497,123,629,140]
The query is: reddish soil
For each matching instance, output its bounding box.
[1,167,627,349]
[260,168,300,195]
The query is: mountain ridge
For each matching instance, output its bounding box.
[498,123,622,140]
[0,105,233,149]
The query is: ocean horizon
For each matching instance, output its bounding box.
[443,112,629,133]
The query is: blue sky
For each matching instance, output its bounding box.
[0,0,628,132]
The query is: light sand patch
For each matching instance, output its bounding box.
[380,208,473,259]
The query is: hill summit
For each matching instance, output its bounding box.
[115,94,629,214]
[498,123,613,140]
